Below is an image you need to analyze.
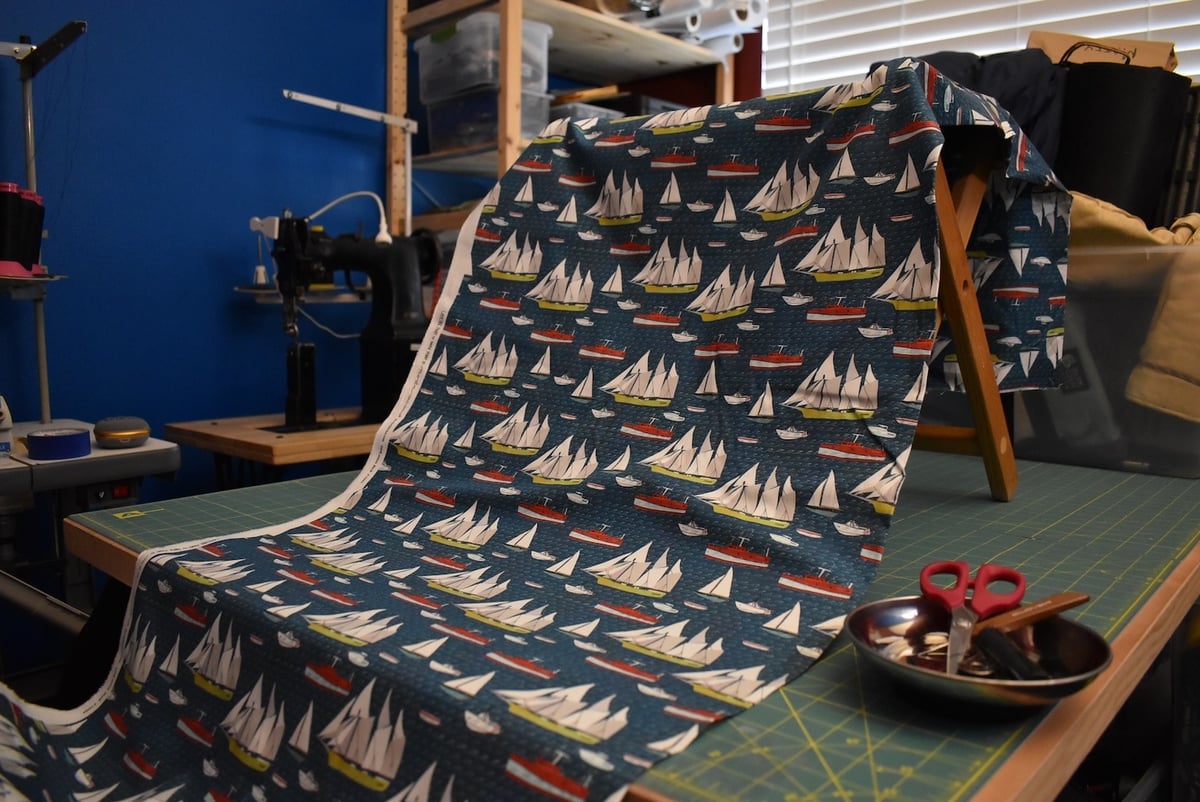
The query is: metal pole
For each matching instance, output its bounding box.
[22,72,52,424]
[0,569,87,635]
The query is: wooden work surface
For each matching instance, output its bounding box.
[62,452,1200,800]
[163,408,379,466]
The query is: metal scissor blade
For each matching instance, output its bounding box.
[946,608,978,675]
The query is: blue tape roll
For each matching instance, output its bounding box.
[26,427,92,460]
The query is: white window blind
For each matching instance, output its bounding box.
[762,0,1200,92]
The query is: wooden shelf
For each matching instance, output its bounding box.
[403,0,722,86]
[412,142,514,175]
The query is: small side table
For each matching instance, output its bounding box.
[164,407,379,488]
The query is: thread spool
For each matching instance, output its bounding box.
[637,0,713,27]
[684,0,763,42]
[700,32,744,56]
[641,11,702,33]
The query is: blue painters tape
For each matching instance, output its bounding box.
[26,427,92,460]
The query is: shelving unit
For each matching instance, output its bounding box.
[385,0,735,232]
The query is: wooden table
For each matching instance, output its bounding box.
[163,407,379,487]
[61,452,1200,800]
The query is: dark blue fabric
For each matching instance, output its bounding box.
[0,59,1067,802]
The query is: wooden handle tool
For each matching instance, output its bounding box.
[972,591,1090,639]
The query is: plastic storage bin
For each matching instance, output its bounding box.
[426,89,551,150]
[415,12,553,105]
[1011,245,1200,478]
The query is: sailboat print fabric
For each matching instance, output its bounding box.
[0,59,1067,802]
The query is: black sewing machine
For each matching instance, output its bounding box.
[266,212,440,427]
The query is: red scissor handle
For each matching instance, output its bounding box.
[971,563,1026,618]
[919,560,1026,618]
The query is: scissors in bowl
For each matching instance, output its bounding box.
[919,560,1026,675]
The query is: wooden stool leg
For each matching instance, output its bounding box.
[914,159,1019,501]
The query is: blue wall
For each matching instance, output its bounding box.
[0,2,469,498]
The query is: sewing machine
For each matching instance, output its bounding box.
[257,211,440,427]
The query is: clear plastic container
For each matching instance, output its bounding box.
[549,101,626,122]
[415,12,553,105]
[425,89,551,150]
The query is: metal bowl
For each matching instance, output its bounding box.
[846,595,1112,707]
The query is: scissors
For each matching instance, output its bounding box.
[919,560,1026,675]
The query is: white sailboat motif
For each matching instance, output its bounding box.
[694,363,719,396]
[870,239,937,309]
[391,412,451,463]
[430,348,449,378]
[585,542,683,598]
[368,488,393,514]
[480,232,543,281]
[660,173,682,205]
[601,351,679,406]
[546,550,580,577]
[713,190,738,225]
[783,351,879,419]
[631,238,702,293]
[388,759,439,802]
[68,738,108,766]
[685,265,755,321]
[481,403,551,455]
[454,333,518,385]
[674,664,789,708]
[123,618,156,692]
[458,597,556,633]
[807,469,840,513]
[453,422,476,450]
[894,154,920,195]
[493,684,629,744]
[638,427,727,485]
[762,255,787,290]
[795,216,885,281]
[303,609,402,647]
[583,171,643,226]
[697,568,734,600]
[506,524,537,550]
[570,369,595,402]
[762,602,803,636]
[522,435,599,485]
[849,446,911,515]
[743,161,819,221]
[291,528,358,553]
[423,566,510,600]
[525,260,594,311]
[175,558,253,586]
[647,724,700,755]
[903,363,928,405]
[599,265,623,295]
[749,383,774,420]
[424,502,500,550]
[186,613,242,700]
[402,636,448,659]
[530,348,552,379]
[319,678,407,791]
[288,701,313,757]
[393,514,424,535]
[603,446,631,473]
[514,176,534,204]
[444,671,495,698]
[556,195,578,225]
[311,551,388,576]
[607,619,723,667]
[157,635,179,680]
[220,674,286,772]
[695,463,796,529]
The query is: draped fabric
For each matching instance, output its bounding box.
[0,59,1066,802]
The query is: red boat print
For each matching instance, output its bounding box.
[817,440,888,462]
[610,240,652,257]
[663,703,725,723]
[888,119,939,145]
[470,398,511,415]
[707,158,760,178]
[632,310,681,328]
[893,338,934,357]
[304,662,352,696]
[473,468,515,484]
[390,590,444,610]
[806,302,867,323]
[173,603,207,628]
[651,149,698,169]
[104,709,128,738]
[585,655,661,682]
[443,323,473,340]
[513,157,553,172]
[383,475,416,486]
[517,501,567,524]
[620,420,674,441]
[421,554,468,570]
[633,492,687,515]
[860,543,884,563]
[198,544,226,557]
[778,569,854,599]
[775,223,819,245]
[415,488,456,508]
[486,650,558,680]
[704,541,770,568]
[558,172,596,188]
[569,527,624,548]
[531,327,575,345]
[694,340,740,358]
[257,545,294,560]
[475,225,502,243]
[595,133,636,148]
[1049,294,1066,306]
[505,753,589,802]
[755,114,811,132]
[480,296,521,312]
[594,602,659,624]
[431,622,491,646]
[176,716,215,747]
[826,123,876,150]
[992,286,1039,300]
[578,342,626,361]
[123,749,157,780]
[749,351,804,370]
[310,588,357,607]
[277,568,320,585]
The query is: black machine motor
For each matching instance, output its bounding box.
[269,214,441,426]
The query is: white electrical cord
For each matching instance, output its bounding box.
[307,190,392,244]
[297,306,360,340]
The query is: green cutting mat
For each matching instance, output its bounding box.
[637,453,1200,801]
[66,454,1200,801]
